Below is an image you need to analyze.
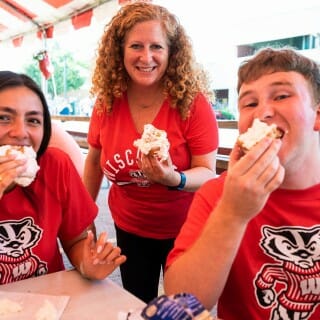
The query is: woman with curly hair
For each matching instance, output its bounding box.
[83,1,218,303]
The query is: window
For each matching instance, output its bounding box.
[237,34,318,57]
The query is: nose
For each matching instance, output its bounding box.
[8,119,28,139]
[139,48,153,63]
[255,102,275,121]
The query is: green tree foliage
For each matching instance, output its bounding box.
[24,51,87,99]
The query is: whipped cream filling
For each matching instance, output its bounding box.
[134,124,170,161]
[0,145,40,187]
[238,119,282,151]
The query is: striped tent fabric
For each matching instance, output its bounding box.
[0,0,112,44]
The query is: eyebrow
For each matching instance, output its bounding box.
[238,80,294,101]
[0,106,16,113]
[0,106,43,116]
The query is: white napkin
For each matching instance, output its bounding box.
[0,291,69,319]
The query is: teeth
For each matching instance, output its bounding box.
[277,128,288,139]
[138,67,154,72]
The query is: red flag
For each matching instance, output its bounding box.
[38,51,54,79]
[72,9,93,30]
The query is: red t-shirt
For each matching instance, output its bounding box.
[88,93,218,239]
[166,174,320,319]
[0,147,98,284]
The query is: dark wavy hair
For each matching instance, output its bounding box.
[237,47,320,106]
[91,1,212,119]
[0,71,51,158]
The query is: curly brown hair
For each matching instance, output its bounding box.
[91,1,212,119]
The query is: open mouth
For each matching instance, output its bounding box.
[276,127,288,139]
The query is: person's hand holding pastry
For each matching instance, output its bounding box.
[221,119,285,223]
[134,124,170,162]
[134,124,179,186]
[0,145,39,198]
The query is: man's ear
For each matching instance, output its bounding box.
[314,104,320,131]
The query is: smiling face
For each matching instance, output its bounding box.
[0,86,44,152]
[123,20,169,89]
[238,71,320,169]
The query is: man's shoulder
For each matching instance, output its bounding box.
[200,173,226,194]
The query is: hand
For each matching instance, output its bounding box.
[0,154,27,198]
[137,153,179,186]
[220,137,284,223]
[79,231,126,280]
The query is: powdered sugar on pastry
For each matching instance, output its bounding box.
[35,299,59,320]
[0,298,22,315]
[0,145,40,186]
[134,124,170,161]
[238,119,283,152]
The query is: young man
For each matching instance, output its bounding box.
[164,48,320,320]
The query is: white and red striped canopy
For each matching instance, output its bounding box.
[0,0,114,44]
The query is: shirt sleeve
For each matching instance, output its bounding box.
[87,104,103,149]
[185,93,219,155]
[43,148,98,241]
[166,175,225,269]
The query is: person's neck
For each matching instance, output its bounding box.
[127,85,164,110]
[281,158,320,189]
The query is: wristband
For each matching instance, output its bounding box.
[168,171,186,190]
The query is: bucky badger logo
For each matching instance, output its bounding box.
[0,218,47,283]
[254,226,320,320]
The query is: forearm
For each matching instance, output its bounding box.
[67,239,87,274]
[83,156,103,200]
[182,166,216,192]
[64,225,97,277]
[164,201,248,310]
[173,150,217,192]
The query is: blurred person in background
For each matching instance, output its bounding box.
[50,121,85,176]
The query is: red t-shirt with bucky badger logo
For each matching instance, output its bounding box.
[0,147,97,284]
[88,93,218,239]
[166,173,320,320]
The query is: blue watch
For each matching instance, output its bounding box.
[168,171,186,190]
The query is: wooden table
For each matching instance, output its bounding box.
[0,269,146,319]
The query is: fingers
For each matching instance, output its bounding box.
[250,139,282,185]
[224,138,283,210]
[0,156,27,195]
[231,137,281,176]
[264,162,285,192]
[238,137,274,170]
[113,254,127,267]
[0,155,27,175]
[90,231,125,266]
[80,231,126,279]
[138,152,176,185]
[94,231,107,254]
[93,245,125,266]
[217,136,285,225]
[139,153,156,170]
[228,141,243,166]
[85,229,95,249]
